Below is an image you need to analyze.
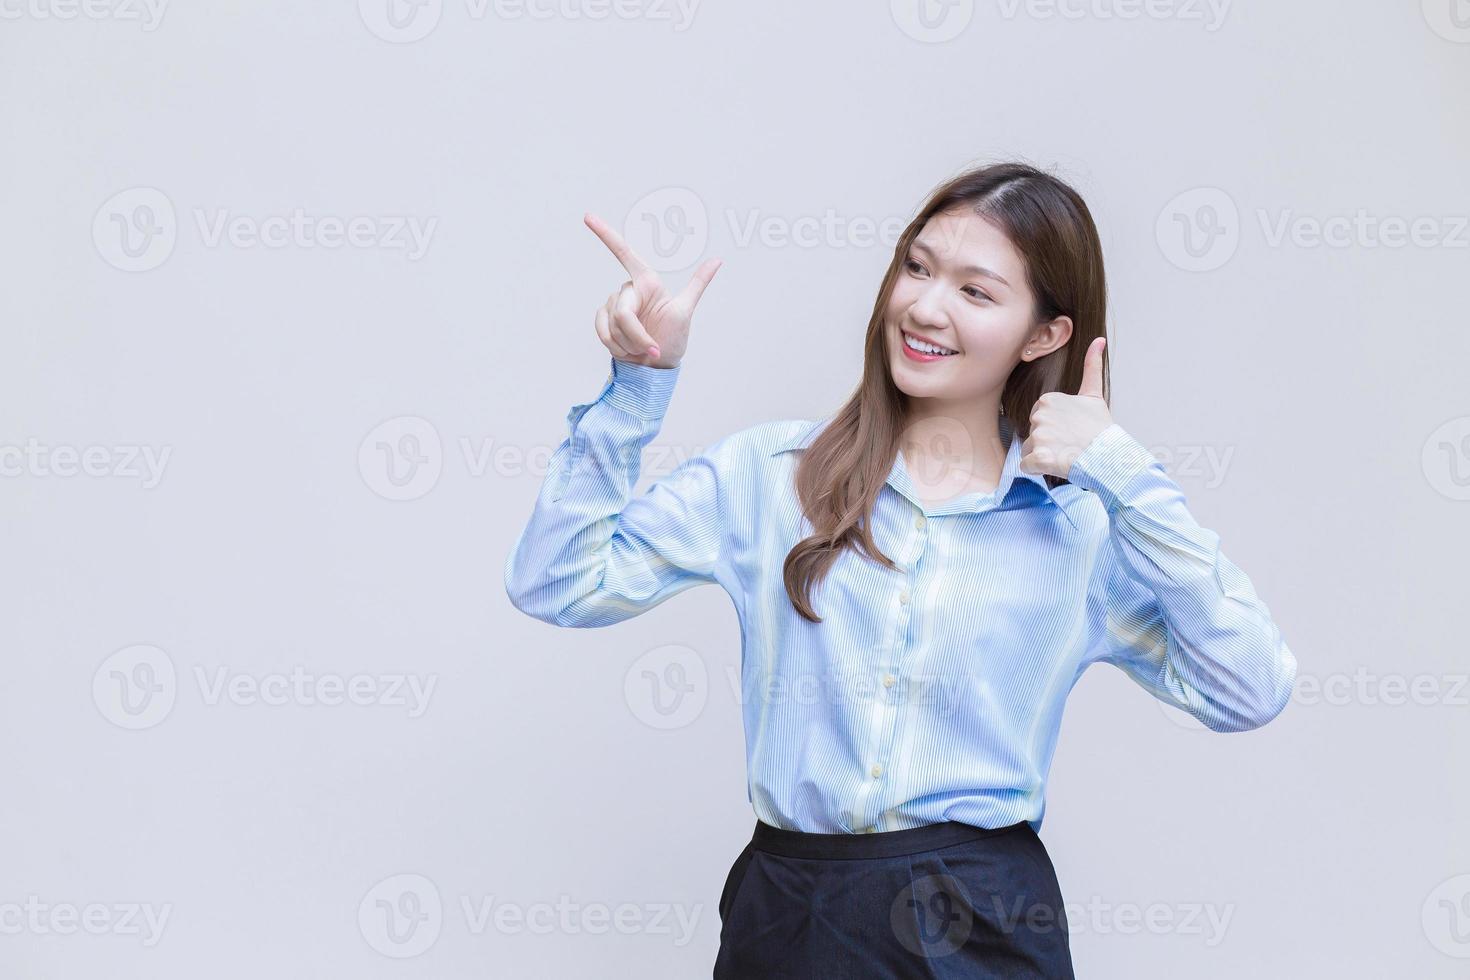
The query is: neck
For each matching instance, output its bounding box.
[898,395,1009,473]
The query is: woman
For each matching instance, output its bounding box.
[503,162,1297,977]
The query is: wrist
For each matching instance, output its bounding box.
[605,356,682,420]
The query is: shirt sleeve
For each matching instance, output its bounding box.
[503,356,730,628]
[1068,423,1298,732]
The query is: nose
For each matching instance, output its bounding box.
[906,282,949,333]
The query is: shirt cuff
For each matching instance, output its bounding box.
[1066,423,1158,508]
[602,356,682,422]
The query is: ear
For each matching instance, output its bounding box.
[1024,315,1073,359]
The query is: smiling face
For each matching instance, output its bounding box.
[886,207,1067,411]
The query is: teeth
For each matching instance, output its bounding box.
[904,332,956,356]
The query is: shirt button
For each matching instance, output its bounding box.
[883,674,896,688]
[914,513,926,531]
[898,589,910,605]
[870,764,883,778]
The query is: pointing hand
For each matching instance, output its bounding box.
[585,212,723,370]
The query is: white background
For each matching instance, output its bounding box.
[1,0,1467,976]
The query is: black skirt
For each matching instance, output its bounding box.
[713,818,1075,979]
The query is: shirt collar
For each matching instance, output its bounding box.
[770,412,1077,529]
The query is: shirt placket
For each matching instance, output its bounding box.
[847,506,931,833]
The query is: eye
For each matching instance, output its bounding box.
[906,256,990,302]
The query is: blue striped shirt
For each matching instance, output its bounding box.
[504,357,1297,835]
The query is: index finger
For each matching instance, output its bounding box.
[584,212,651,279]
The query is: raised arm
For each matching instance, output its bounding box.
[503,358,732,627]
[1069,423,1298,732]
[503,212,728,628]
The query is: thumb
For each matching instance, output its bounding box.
[677,257,724,310]
[1077,336,1106,398]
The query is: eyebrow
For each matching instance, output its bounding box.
[910,238,1011,288]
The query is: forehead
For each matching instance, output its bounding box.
[913,208,1025,282]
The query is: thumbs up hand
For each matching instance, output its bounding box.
[1018,337,1115,480]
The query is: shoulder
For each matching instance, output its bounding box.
[713,417,826,460]
[690,419,825,509]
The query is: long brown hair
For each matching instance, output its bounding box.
[781,161,1110,624]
